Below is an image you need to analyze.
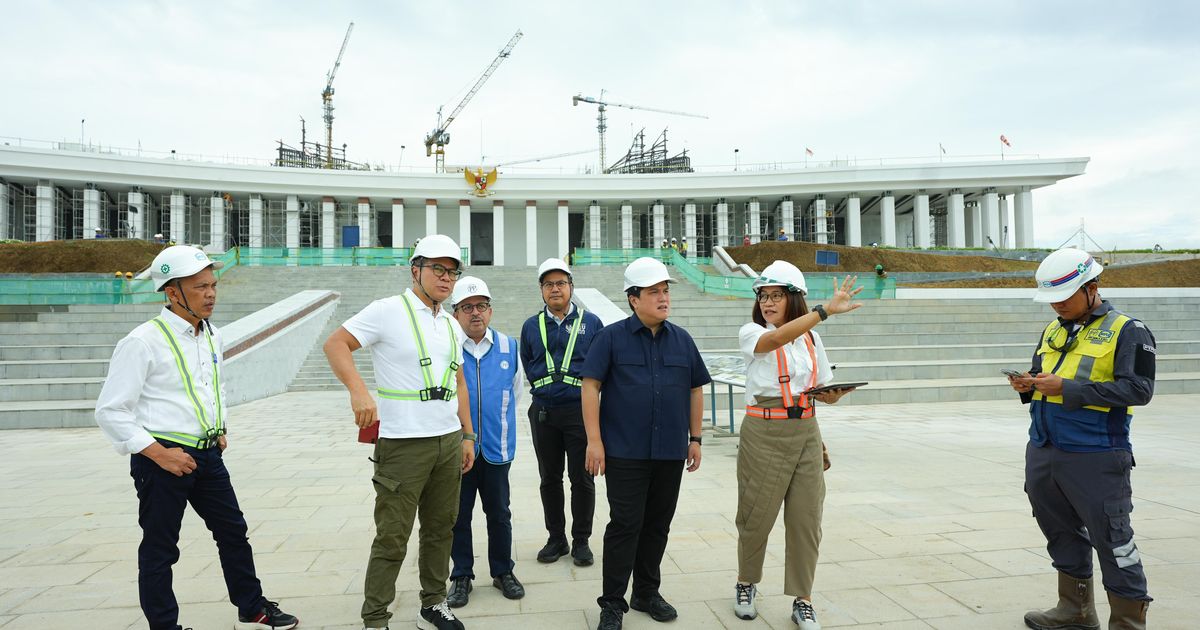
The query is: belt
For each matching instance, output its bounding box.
[745,405,814,420]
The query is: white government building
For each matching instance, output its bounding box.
[0,144,1087,265]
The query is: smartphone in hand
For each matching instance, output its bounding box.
[1001,369,1025,378]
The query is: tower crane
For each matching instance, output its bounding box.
[495,148,597,168]
[572,91,708,173]
[425,29,523,173]
[321,21,354,169]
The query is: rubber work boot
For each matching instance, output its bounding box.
[1023,572,1100,630]
[1106,592,1148,630]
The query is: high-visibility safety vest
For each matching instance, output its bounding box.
[377,295,459,402]
[532,310,584,389]
[1030,309,1134,451]
[746,333,818,419]
[148,317,225,449]
[462,329,520,464]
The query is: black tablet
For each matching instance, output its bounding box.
[803,382,868,396]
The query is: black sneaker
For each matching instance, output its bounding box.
[417,601,464,630]
[446,576,472,608]
[236,600,299,629]
[572,540,595,566]
[537,538,571,563]
[630,594,678,622]
[597,606,623,630]
[492,572,525,599]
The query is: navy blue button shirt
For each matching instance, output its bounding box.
[520,306,605,408]
[580,315,712,460]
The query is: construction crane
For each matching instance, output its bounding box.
[496,148,597,168]
[321,21,354,169]
[425,29,523,173]
[572,90,708,173]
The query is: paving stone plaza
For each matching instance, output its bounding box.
[1,391,1197,629]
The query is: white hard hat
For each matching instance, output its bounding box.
[623,257,675,291]
[150,245,224,291]
[410,234,462,265]
[752,260,808,295]
[1033,247,1103,303]
[451,275,491,305]
[537,258,572,281]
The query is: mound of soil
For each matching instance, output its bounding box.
[0,240,168,274]
[909,259,1200,288]
[726,241,1039,273]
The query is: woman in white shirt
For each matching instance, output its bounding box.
[732,261,863,629]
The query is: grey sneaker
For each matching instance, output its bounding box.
[791,598,820,629]
[734,582,757,620]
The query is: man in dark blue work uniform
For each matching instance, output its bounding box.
[520,258,605,566]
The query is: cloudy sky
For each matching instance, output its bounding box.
[3,1,1198,248]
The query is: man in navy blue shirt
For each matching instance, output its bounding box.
[581,257,711,630]
[520,258,605,567]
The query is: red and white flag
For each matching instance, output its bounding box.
[1000,134,1011,147]
[805,147,814,156]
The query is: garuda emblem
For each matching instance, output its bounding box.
[464,167,498,197]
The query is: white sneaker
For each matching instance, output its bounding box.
[733,582,757,620]
[792,598,820,629]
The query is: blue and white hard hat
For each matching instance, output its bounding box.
[1033,248,1103,303]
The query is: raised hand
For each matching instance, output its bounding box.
[827,275,865,315]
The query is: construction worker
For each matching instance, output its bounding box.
[95,245,299,630]
[670,237,679,251]
[732,262,863,628]
[324,234,476,630]
[581,257,711,630]
[520,258,605,567]
[446,277,526,608]
[777,228,789,241]
[660,239,669,250]
[743,234,752,247]
[874,263,887,279]
[1009,248,1156,630]
[679,237,688,255]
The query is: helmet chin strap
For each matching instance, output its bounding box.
[413,266,442,312]
[171,280,210,332]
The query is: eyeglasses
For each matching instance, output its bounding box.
[1044,320,1080,353]
[456,302,491,314]
[417,263,463,279]
[756,291,788,304]
[541,280,571,289]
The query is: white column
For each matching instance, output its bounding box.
[83,187,100,239]
[492,201,505,266]
[982,189,1000,249]
[588,203,601,250]
[999,194,1010,249]
[879,191,896,247]
[913,191,930,248]
[128,191,145,240]
[391,199,405,250]
[1015,187,1034,248]
[321,197,335,249]
[716,200,729,246]
[0,183,8,241]
[947,189,965,248]
[425,199,437,235]
[210,194,226,250]
[525,200,538,265]
[845,195,862,247]
[620,202,633,249]
[285,194,299,249]
[248,194,263,248]
[459,200,471,264]
[968,201,983,247]
[780,198,794,241]
[652,201,665,245]
[35,182,54,242]
[748,199,761,243]
[171,191,186,244]
[557,200,569,259]
[683,201,697,259]
[813,196,828,244]
[359,198,372,248]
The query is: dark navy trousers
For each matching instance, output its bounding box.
[130,441,265,630]
[450,459,515,579]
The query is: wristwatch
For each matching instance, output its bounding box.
[462,432,477,442]
[689,435,703,446]
[813,304,829,321]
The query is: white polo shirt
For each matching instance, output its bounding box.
[739,322,834,406]
[95,307,227,455]
[342,289,466,439]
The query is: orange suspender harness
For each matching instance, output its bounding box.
[745,333,818,420]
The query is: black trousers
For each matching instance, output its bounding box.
[130,442,265,630]
[529,401,595,542]
[450,460,515,579]
[1025,443,1150,601]
[597,456,684,612]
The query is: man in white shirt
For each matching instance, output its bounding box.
[95,245,299,630]
[445,277,526,608]
[324,234,476,630]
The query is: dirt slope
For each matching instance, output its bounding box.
[910,259,1200,288]
[0,240,167,273]
[726,241,1039,273]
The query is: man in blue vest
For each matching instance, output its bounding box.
[1009,248,1156,630]
[446,276,526,608]
[520,258,605,566]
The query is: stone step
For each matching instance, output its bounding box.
[831,354,1200,381]
[0,359,110,379]
[690,328,1200,351]
[0,399,97,429]
[0,344,116,361]
[0,377,104,402]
